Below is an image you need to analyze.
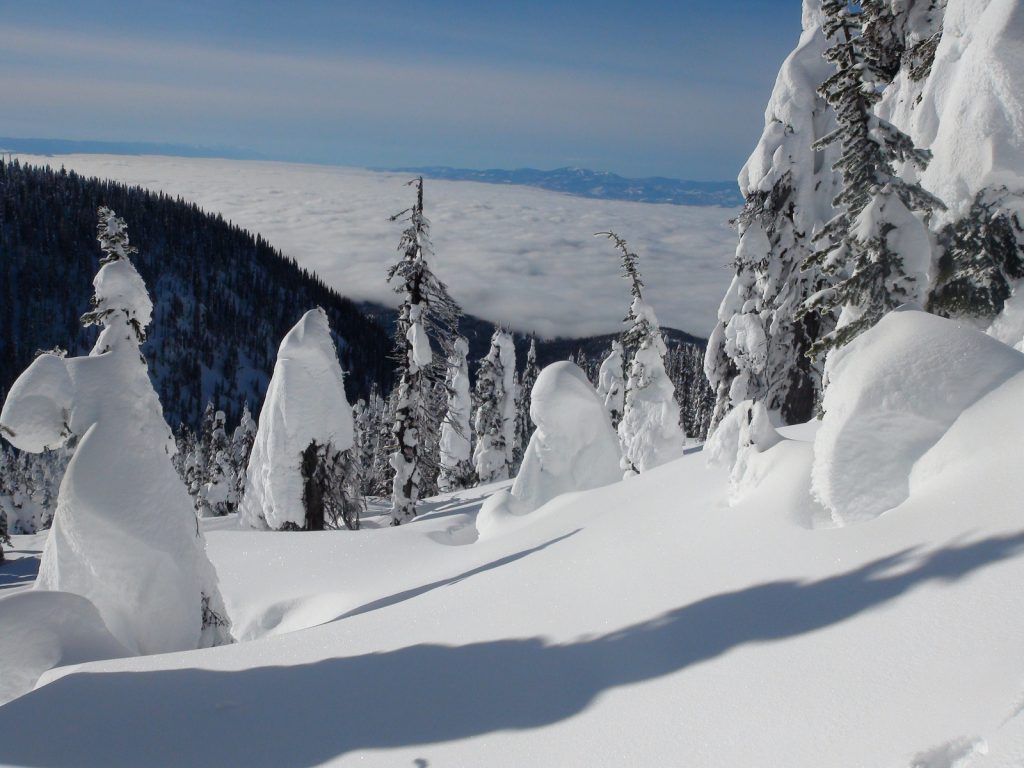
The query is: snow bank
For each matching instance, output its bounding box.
[478,362,620,529]
[813,310,1024,524]
[0,590,129,706]
[240,308,354,530]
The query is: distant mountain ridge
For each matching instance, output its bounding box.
[384,166,744,207]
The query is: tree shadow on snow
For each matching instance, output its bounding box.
[3,531,1024,767]
[0,549,41,591]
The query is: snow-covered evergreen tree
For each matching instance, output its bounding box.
[438,337,475,492]
[230,402,257,508]
[386,178,461,525]
[705,1,841,430]
[928,189,1024,319]
[240,308,362,531]
[514,338,540,468]
[599,232,684,473]
[803,0,944,357]
[596,341,625,428]
[472,329,517,484]
[198,409,234,517]
[0,206,231,652]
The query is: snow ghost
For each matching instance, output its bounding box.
[0,207,231,654]
[240,308,361,531]
[478,361,621,529]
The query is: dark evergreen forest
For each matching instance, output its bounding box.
[0,160,394,428]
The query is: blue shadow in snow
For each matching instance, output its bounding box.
[2,531,1023,766]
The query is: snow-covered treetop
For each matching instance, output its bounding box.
[597,231,643,302]
[81,207,152,349]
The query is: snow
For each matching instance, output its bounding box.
[813,310,1024,525]
[0,590,129,705]
[11,154,737,339]
[0,222,231,657]
[406,303,432,371]
[0,353,73,453]
[240,308,354,530]
[5,304,1024,764]
[438,337,473,487]
[479,362,621,525]
[897,0,1024,219]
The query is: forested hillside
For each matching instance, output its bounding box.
[0,160,394,428]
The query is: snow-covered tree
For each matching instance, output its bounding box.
[438,337,475,492]
[472,329,517,484]
[803,0,944,357]
[0,206,231,652]
[240,308,362,531]
[386,178,462,525]
[230,402,257,507]
[705,1,841,430]
[514,338,540,471]
[928,189,1024,319]
[480,362,621,519]
[596,341,625,428]
[599,232,684,474]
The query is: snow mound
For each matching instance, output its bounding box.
[0,590,129,706]
[240,308,354,530]
[813,310,1024,525]
[0,352,74,453]
[478,362,620,528]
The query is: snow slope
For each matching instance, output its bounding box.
[10,154,736,339]
[4,347,1024,765]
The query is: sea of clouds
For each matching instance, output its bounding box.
[20,154,737,338]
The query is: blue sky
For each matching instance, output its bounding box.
[0,1,800,180]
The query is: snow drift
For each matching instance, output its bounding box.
[240,308,354,530]
[812,310,1024,524]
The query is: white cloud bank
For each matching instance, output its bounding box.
[18,154,737,338]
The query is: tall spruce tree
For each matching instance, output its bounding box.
[803,0,944,357]
[386,178,461,525]
[599,232,684,473]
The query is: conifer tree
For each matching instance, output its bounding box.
[928,189,1024,319]
[803,0,944,357]
[514,338,540,472]
[599,232,684,473]
[386,178,461,524]
[0,206,232,649]
[230,402,257,507]
[473,329,517,483]
[705,3,841,431]
[439,337,476,492]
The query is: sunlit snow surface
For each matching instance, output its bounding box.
[12,154,736,339]
[5,364,1024,768]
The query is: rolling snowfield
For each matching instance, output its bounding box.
[3,311,1024,767]
[10,154,736,339]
